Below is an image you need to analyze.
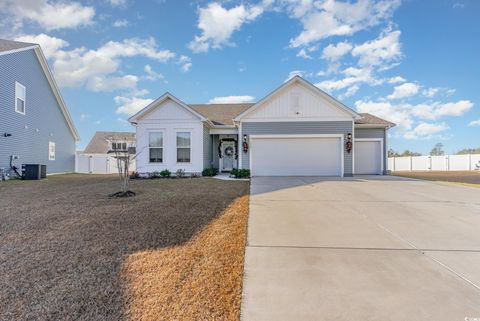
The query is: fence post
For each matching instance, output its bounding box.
[393,156,395,172]
[446,155,449,171]
[410,156,413,171]
[469,154,472,170]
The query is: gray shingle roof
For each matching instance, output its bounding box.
[355,113,396,127]
[83,132,135,154]
[189,103,254,126]
[0,39,37,53]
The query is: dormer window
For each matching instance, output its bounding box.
[112,142,127,151]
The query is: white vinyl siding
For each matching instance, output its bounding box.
[149,132,163,163]
[176,132,191,163]
[15,81,26,114]
[48,141,55,160]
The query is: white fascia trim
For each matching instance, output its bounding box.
[242,117,354,122]
[354,124,390,129]
[34,47,80,140]
[249,134,344,139]
[209,128,238,135]
[128,92,207,123]
[249,133,344,177]
[0,45,39,56]
[354,138,384,173]
[234,76,360,121]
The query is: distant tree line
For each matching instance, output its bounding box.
[388,143,480,157]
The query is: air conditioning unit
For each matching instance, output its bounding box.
[22,164,47,180]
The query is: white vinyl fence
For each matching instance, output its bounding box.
[75,153,136,174]
[388,154,480,172]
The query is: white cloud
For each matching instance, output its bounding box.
[208,95,255,104]
[24,35,175,91]
[387,82,420,100]
[5,0,95,31]
[177,55,192,72]
[296,48,312,59]
[468,119,480,126]
[316,66,380,92]
[144,64,164,81]
[15,33,68,58]
[339,85,360,99]
[388,76,406,84]
[355,98,474,138]
[188,2,267,53]
[113,19,129,27]
[288,0,401,48]
[321,41,352,61]
[108,0,127,7]
[404,122,449,140]
[115,95,154,115]
[87,75,138,92]
[352,28,402,67]
[422,87,456,98]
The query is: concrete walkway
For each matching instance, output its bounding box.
[241,176,480,321]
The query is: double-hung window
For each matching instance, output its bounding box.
[15,82,26,115]
[176,132,191,163]
[48,142,55,160]
[149,132,163,163]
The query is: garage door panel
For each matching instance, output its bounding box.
[354,140,381,174]
[251,137,342,176]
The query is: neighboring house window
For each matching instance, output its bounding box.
[149,133,163,163]
[48,142,55,160]
[176,132,191,163]
[112,142,127,150]
[15,82,26,115]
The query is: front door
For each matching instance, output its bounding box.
[221,141,235,171]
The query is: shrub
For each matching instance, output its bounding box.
[202,167,218,177]
[234,169,250,178]
[130,171,140,179]
[159,169,171,178]
[229,168,250,178]
[150,171,161,179]
[175,169,186,178]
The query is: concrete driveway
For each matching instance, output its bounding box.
[241,176,480,321]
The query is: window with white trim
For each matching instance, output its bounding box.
[112,142,127,151]
[48,141,55,160]
[149,132,163,163]
[176,132,191,163]
[15,82,26,114]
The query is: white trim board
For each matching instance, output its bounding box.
[249,134,344,177]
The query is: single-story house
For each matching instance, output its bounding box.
[128,76,395,177]
[0,39,79,176]
[76,131,136,174]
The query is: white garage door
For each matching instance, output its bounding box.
[354,140,382,174]
[250,136,342,176]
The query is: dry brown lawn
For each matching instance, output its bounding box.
[0,174,249,321]
[393,171,480,185]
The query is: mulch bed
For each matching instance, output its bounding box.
[0,174,249,320]
[393,171,480,184]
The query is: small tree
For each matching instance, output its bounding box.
[108,135,137,197]
[430,143,445,156]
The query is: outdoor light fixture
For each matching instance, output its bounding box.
[2,133,12,137]
[243,134,247,141]
[345,133,352,154]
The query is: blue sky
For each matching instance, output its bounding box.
[1,0,479,153]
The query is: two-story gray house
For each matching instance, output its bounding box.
[0,39,79,175]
